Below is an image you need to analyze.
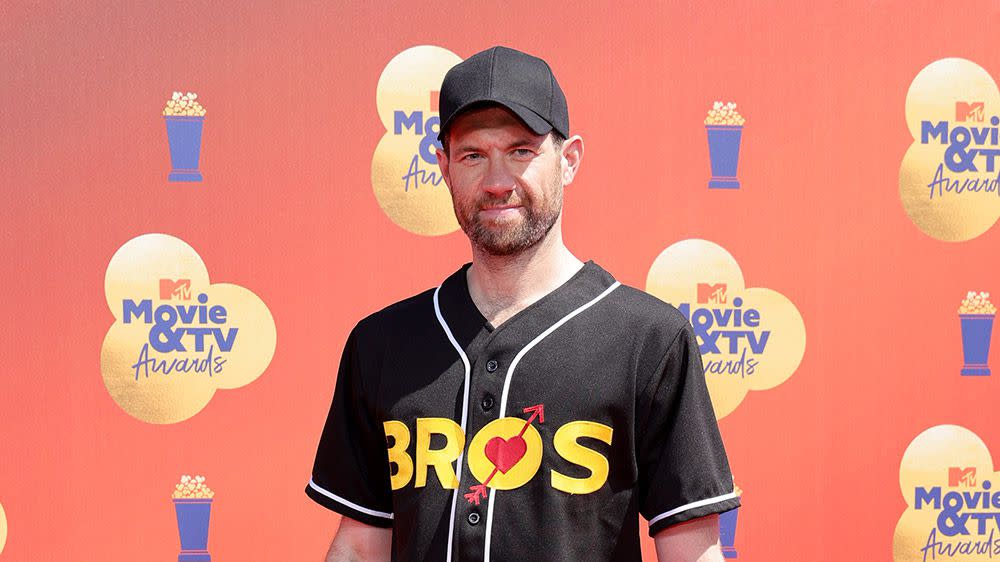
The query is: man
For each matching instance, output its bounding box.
[306,46,739,562]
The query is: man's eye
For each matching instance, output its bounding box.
[513,149,535,157]
[462,153,484,161]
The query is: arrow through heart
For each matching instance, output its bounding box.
[484,435,526,473]
[465,404,545,505]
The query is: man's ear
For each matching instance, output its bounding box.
[560,135,584,186]
[435,146,451,188]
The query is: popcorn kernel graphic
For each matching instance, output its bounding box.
[960,291,996,314]
[705,101,746,126]
[173,474,215,499]
[163,91,206,117]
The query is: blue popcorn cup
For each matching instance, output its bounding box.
[164,115,205,182]
[706,125,743,189]
[719,507,739,558]
[960,313,994,376]
[173,498,212,562]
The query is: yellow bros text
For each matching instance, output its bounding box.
[383,417,614,495]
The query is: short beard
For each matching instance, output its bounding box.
[458,184,562,256]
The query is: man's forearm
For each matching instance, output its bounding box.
[324,517,392,562]
[325,541,364,562]
[653,514,724,562]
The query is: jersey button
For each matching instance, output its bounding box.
[468,511,480,525]
[486,359,498,373]
[481,394,495,411]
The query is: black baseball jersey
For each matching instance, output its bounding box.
[306,260,739,561]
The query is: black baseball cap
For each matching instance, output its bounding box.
[437,46,569,141]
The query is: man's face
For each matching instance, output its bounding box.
[436,106,564,256]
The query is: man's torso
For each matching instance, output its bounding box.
[352,260,689,561]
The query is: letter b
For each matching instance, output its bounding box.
[383,421,413,490]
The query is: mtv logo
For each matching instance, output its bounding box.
[159,279,191,301]
[697,283,727,304]
[956,102,985,122]
[949,467,976,487]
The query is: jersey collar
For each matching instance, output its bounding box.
[435,259,617,349]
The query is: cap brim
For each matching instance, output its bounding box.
[437,98,553,141]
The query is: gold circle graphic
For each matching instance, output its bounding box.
[0,501,6,554]
[371,45,463,236]
[646,239,805,420]
[899,58,1000,241]
[101,233,277,424]
[893,425,998,562]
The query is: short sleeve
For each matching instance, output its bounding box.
[636,322,740,536]
[304,322,394,527]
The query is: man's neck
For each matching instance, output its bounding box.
[466,230,584,327]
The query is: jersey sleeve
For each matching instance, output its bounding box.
[636,321,740,536]
[304,322,394,527]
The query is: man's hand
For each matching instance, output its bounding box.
[653,513,724,562]
[325,516,391,562]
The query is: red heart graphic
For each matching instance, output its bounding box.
[484,435,527,473]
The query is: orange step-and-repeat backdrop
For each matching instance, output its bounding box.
[2,2,1000,560]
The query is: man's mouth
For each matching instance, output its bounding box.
[480,205,522,219]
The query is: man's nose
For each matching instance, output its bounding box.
[481,155,516,196]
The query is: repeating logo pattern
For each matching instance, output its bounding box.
[371,46,463,235]
[100,233,276,423]
[899,58,1000,241]
[46,41,1000,562]
[894,425,1000,561]
[645,239,806,419]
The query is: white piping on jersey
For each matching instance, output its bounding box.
[308,478,394,520]
[484,280,622,562]
[434,286,472,562]
[647,491,740,527]
[497,281,622,415]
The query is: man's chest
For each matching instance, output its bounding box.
[374,323,642,499]
[377,322,640,428]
